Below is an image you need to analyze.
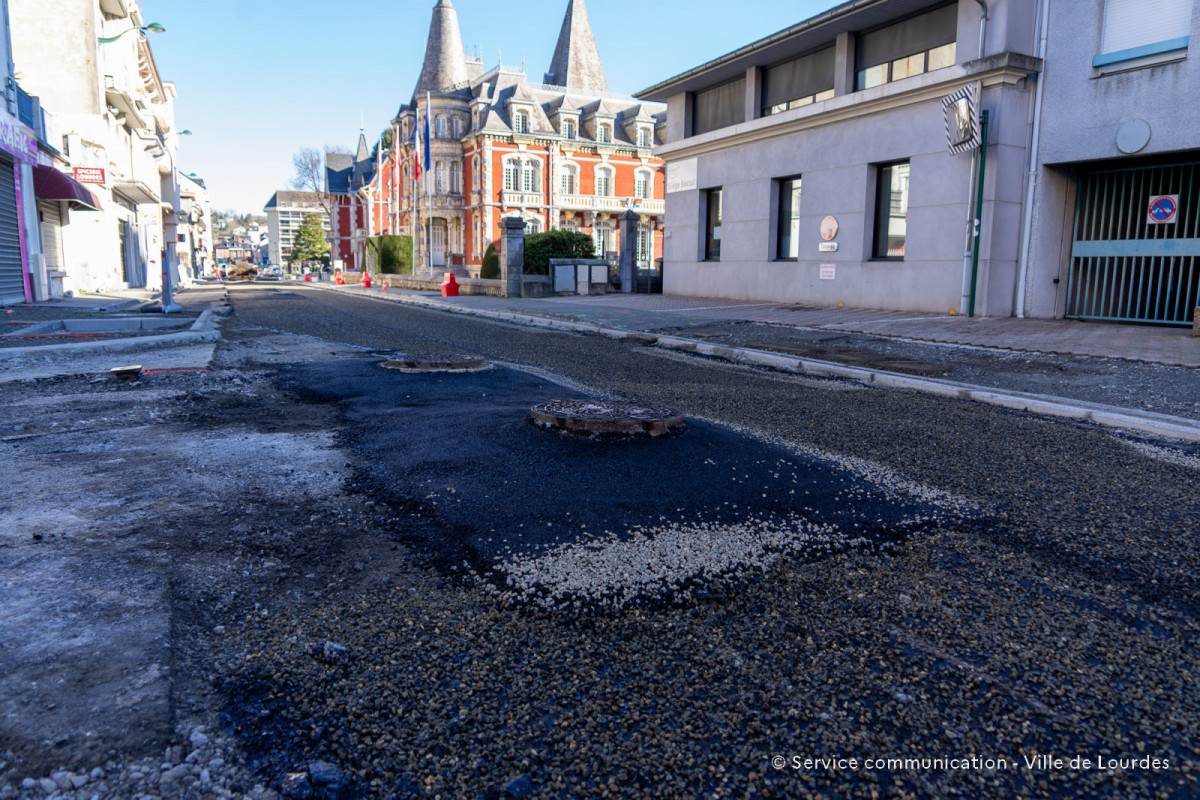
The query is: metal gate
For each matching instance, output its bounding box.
[0,158,24,304]
[1067,161,1200,325]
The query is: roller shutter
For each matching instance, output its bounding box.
[0,157,24,304]
[39,201,63,271]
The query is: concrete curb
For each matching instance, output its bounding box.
[299,283,1200,443]
[0,309,221,360]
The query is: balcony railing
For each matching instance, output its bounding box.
[500,191,543,207]
[557,195,665,214]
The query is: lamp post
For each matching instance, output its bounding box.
[97,22,165,44]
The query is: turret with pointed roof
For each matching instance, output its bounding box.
[544,0,608,93]
[413,0,470,98]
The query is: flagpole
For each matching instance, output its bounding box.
[426,91,434,278]
[413,106,421,273]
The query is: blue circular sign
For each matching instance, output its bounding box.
[1149,196,1178,223]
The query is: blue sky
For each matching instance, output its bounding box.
[143,0,840,214]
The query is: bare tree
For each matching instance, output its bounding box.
[290,147,326,194]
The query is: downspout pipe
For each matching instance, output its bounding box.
[973,0,989,61]
[1015,0,1052,318]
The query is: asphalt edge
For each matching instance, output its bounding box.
[298,283,1200,443]
[0,308,221,360]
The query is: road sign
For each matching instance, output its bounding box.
[1147,195,1179,225]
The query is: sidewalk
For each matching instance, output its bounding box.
[323,284,1200,367]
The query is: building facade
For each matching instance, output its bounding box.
[176,171,212,280]
[643,0,1200,325]
[264,190,331,268]
[326,134,379,272]
[10,0,187,298]
[386,0,667,277]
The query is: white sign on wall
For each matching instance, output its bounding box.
[820,264,836,280]
[667,158,698,194]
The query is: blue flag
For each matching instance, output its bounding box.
[423,93,431,173]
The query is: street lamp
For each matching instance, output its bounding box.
[98,22,165,44]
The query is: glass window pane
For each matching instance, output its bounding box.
[857,64,888,90]
[777,177,802,259]
[891,53,925,81]
[927,42,956,71]
[874,163,909,258]
[814,89,835,102]
[705,188,723,261]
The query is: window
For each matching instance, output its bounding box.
[561,163,578,195]
[451,161,462,193]
[525,217,542,235]
[563,118,577,140]
[436,161,448,193]
[693,77,746,136]
[513,111,528,134]
[637,128,651,148]
[452,116,462,138]
[636,222,652,266]
[595,166,613,197]
[521,160,540,193]
[597,122,612,143]
[435,116,449,138]
[704,188,723,261]
[634,170,652,200]
[762,47,836,116]
[472,156,480,188]
[594,223,613,256]
[855,4,957,90]
[1096,0,1193,66]
[873,162,910,259]
[776,176,802,260]
[503,160,520,191]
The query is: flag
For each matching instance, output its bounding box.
[412,108,421,182]
[423,93,432,175]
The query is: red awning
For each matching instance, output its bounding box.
[32,164,103,212]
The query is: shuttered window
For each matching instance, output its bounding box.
[0,158,24,303]
[693,77,746,136]
[1098,0,1193,64]
[39,201,64,271]
[856,4,958,89]
[763,47,835,116]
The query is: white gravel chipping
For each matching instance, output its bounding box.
[1122,439,1200,471]
[493,514,864,609]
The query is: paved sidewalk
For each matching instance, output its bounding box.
[321,284,1200,367]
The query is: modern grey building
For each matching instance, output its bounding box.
[641,0,1200,326]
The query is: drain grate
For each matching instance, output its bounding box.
[379,353,489,373]
[529,399,686,438]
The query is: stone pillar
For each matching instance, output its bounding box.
[500,216,525,298]
[618,209,640,294]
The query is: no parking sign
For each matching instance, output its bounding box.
[1147,195,1179,225]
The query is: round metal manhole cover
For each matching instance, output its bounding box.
[529,399,686,438]
[379,353,490,373]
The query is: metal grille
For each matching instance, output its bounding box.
[0,159,24,304]
[1068,161,1200,325]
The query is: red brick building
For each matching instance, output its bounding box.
[383,0,666,276]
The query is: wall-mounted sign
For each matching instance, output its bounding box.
[819,264,836,280]
[666,158,697,194]
[820,216,839,241]
[818,242,839,253]
[74,167,106,184]
[0,107,37,165]
[1148,194,1179,225]
[712,226,722,240]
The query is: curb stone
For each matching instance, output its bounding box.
[299,283,1200,443]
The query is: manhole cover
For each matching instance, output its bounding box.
[529,399,686,438]
[379,353,489,373]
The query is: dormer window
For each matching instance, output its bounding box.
[563,119,577,140]
[513,111,529,134]
[637,128,651,148]
[597,122,612,143]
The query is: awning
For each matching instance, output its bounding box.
[32,164,103,211]
[111,179,160,205]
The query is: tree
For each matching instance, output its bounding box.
[290,147,326,194]
[480,243,501,279]
[370,127,394,160]
[289,213,330,268]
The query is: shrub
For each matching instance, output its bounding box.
[480,243,501,280]
[523,230,595,276]
[370,235,414,275]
